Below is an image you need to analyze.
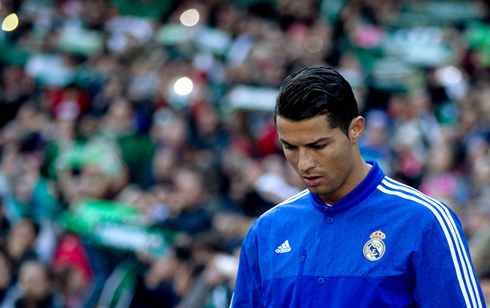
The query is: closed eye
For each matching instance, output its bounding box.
[310,144,327,149]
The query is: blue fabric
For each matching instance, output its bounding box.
[231,161,486,308]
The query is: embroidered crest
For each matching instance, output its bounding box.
[363,230,386,261]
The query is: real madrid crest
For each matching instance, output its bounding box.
[363,230,386,261]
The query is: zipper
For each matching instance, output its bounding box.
[296,251,307,308]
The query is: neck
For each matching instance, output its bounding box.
[319,156,371,205]
[347,155,372,192]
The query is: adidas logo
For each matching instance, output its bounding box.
[275,240,292,253]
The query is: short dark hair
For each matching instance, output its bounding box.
[275,66,359,136]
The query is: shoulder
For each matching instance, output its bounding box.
[375,176,461,228]
[260,189,310,219]
[247,189,311,232]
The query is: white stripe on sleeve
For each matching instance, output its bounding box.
[377,184,472,308]
[383,177,482,307]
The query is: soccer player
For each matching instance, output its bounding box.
[231,67,486,307]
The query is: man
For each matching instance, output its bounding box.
[15,261,56,308]
[231,67,485,307]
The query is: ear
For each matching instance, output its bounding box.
[349,116,365,143]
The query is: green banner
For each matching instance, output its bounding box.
[60,199,175,256]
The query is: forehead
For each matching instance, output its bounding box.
[276,115,340,144]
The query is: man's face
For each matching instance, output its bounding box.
[175,170,203,209]
[276,115,356,204]
[19,262,50,301]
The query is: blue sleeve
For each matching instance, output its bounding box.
[413,209,486,308]
[231,221,264,308]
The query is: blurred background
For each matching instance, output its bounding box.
[1,0,490,307]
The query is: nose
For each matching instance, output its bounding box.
[298,149,315,172]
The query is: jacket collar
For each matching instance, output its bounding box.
[309,161,385,214]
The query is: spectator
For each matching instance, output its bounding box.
[161,169,212,235]
[14,261,58,308]
[6,219,39,282]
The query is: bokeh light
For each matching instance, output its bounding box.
[174,77,194,96]
[2,13,19,32]
[180,9,200,27]
[443,66,462,84]
[304,35,324,53]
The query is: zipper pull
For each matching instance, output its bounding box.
[300,251,306,263]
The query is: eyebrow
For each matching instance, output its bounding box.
[279,137,332,147]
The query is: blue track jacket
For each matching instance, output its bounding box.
[232,161,486,307]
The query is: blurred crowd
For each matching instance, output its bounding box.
[1,0,490,307]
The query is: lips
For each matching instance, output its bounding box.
[303,176,323,187]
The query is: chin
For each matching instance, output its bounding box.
[309,187,334,197]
